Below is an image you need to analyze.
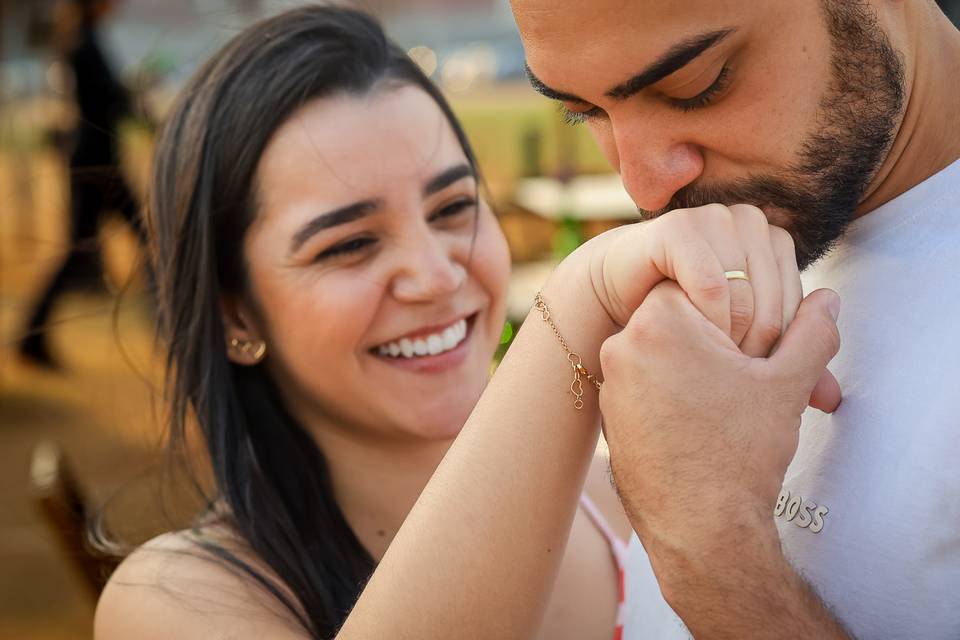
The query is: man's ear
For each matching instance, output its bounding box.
[220,295,267,366]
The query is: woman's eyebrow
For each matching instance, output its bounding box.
[424,163,474,196]
[288,163,474,254]
[289,199,383,253]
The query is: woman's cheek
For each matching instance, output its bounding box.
[481,215,512,309]
[272,274,381,369]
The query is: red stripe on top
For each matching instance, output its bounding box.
[579,494,628,639]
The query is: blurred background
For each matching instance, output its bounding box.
[1,1,958,638]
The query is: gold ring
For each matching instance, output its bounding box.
[724,270,749,282]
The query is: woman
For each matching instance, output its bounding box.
[95,6,807,639]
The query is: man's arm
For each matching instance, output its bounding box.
[342,208,809,639]
[600,281,851,638]
[652,520,851,639]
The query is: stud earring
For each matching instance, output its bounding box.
[229,337,267,362]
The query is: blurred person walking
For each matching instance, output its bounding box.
[18,0,143,368]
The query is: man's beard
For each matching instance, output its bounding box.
[651,0,905,270]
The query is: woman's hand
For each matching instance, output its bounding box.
[560,203,839,411]
[586,204,797,356]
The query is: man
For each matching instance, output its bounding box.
[512,0,960,637]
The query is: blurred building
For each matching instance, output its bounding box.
[1,0,522,106]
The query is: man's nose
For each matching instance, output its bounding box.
[599,117,704,213]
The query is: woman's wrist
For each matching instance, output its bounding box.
[554,221,659,331]
[539,245,621,376]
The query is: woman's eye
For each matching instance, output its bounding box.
[430,198,476,222]
[668,65,733,112]
[314,237,376,262]
[559,104,604,127]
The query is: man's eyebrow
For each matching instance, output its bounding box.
[526,64,588,103]
[290,199,382,253]
[606,28,736,100]
[424,163,475,196]
[525,28,736,105]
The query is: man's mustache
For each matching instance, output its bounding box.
[638,177,797,221]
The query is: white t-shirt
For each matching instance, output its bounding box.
[622,158,960,639]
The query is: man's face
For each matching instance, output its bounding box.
[513,0,904,268]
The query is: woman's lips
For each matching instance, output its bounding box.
[375,317,468,359]
[371,314,477,374]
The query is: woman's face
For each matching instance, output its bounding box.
[236,85,511,443]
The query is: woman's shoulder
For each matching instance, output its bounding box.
[94,528,308,640]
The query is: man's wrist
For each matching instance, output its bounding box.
[640,507,780,599]
[642,515,851,639]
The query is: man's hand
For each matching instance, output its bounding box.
[599,281,850,638]
[572,204,840,412]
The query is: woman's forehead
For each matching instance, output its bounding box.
[257,86,466,200]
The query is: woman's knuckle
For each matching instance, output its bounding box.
[730,298,755,328]
[771,226,796,252]
[698,275,729,303]
[755,319,783,345]
[701,203,731,218]
[731,203,767,225]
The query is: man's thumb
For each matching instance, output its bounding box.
[808,369,842,413]
[769,289,842,392]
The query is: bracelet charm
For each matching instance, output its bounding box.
[534,292,602,410]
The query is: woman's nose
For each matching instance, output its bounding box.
[390,233,467,302]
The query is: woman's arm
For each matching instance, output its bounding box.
[95,261,614,640]
[340,205,805,639]
[95,205,805,639]
[341,258,614,639]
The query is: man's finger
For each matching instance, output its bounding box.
[808,369,842,413]
[768,289,842,391]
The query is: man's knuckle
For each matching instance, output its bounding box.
[826,320,841,354]
[808,313,841,355]
[599,337,622,371]
[625,311,658,343]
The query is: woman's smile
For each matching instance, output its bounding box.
[369,312,479,374]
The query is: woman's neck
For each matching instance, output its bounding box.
[311,426,454,560]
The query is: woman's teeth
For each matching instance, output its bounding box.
[377,318,468,359]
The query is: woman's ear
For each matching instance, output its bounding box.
[220,295,267,366]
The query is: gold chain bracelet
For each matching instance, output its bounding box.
[533,292,602,410]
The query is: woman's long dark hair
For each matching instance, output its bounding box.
[147,6,479,637]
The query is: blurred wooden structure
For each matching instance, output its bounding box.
[30,441,117,601]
